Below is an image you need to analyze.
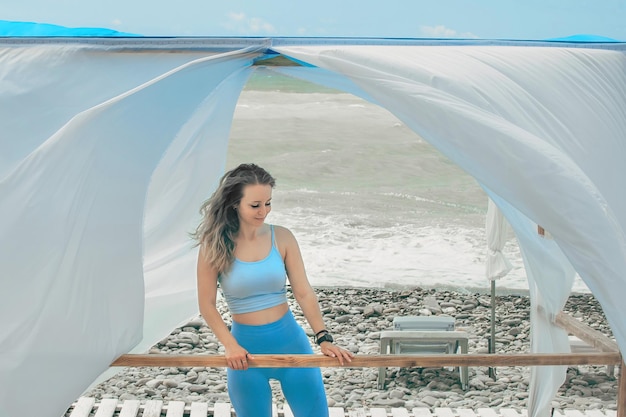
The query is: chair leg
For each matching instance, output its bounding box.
[378,338,390,389]
[378,367,386,389]
[459,338,469,390]
[608,364,615,377]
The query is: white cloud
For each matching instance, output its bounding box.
[249,17,275,33]
[223,12,276,35]
[420,25,478,39]
[110,18,122,27]
[228,12,246,22]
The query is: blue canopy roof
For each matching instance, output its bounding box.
[1,19,623,44]
[0,19,139,37]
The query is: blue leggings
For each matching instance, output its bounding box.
[228,310,329,417]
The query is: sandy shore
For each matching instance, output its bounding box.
[83,286,618,412]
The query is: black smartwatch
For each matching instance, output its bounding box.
[315,330,334,345]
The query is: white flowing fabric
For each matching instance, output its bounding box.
[485,198,513,281]
[0,41,263,417]
[274,44,626,417]
[488,193,575,417]
[2,37,626,417]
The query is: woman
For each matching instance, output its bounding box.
[193,163,353,417]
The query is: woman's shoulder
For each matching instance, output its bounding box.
[271,224,298,247]
[271,224,295,239]
[270,225,300,258]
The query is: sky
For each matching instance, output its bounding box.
[1,0,625,41]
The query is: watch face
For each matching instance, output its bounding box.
[318,333,333,344]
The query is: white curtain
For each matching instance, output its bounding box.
[488,192,575,417]
[485,198,513,281]
[2,38,626,417]
[0,41,263,417]
[274,44,626,417]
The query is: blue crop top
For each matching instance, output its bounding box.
[218,225,288,314]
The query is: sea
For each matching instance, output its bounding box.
[226,68,590,295]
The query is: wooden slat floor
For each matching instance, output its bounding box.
[65,397,618,417]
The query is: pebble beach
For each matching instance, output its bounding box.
[82,287,618,412]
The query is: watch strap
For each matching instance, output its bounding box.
[316,332,334,345]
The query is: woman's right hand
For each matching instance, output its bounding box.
[225,344,254,370]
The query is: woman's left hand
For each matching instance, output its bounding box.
[320,342,354,365]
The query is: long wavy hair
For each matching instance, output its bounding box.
[192,163,276,274]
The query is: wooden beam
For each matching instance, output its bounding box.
[619,360,626,417]
[111,352,621,368]
[555,311,619,352]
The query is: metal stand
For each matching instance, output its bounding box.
[489,280,497,380]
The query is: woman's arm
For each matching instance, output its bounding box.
[276,226,353,365]
[197,247,252,370]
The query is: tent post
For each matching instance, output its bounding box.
[489,279,497,379]
[616,358,626,417]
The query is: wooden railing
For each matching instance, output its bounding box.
[111,310,623,416]
[113,351,620,368]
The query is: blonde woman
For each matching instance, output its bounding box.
[193,163,353,417]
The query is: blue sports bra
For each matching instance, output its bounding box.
[218,225,288,314]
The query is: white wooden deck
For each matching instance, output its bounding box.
[65,397,618,417]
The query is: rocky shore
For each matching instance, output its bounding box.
[83,287,618,412]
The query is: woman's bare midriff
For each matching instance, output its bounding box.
[231,302,289,325]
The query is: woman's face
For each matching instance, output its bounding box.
[236,183,273,227]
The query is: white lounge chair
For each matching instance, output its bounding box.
[378,316,469,390]
[569,335,615,376]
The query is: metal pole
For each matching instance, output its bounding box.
[489,279,497,379]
